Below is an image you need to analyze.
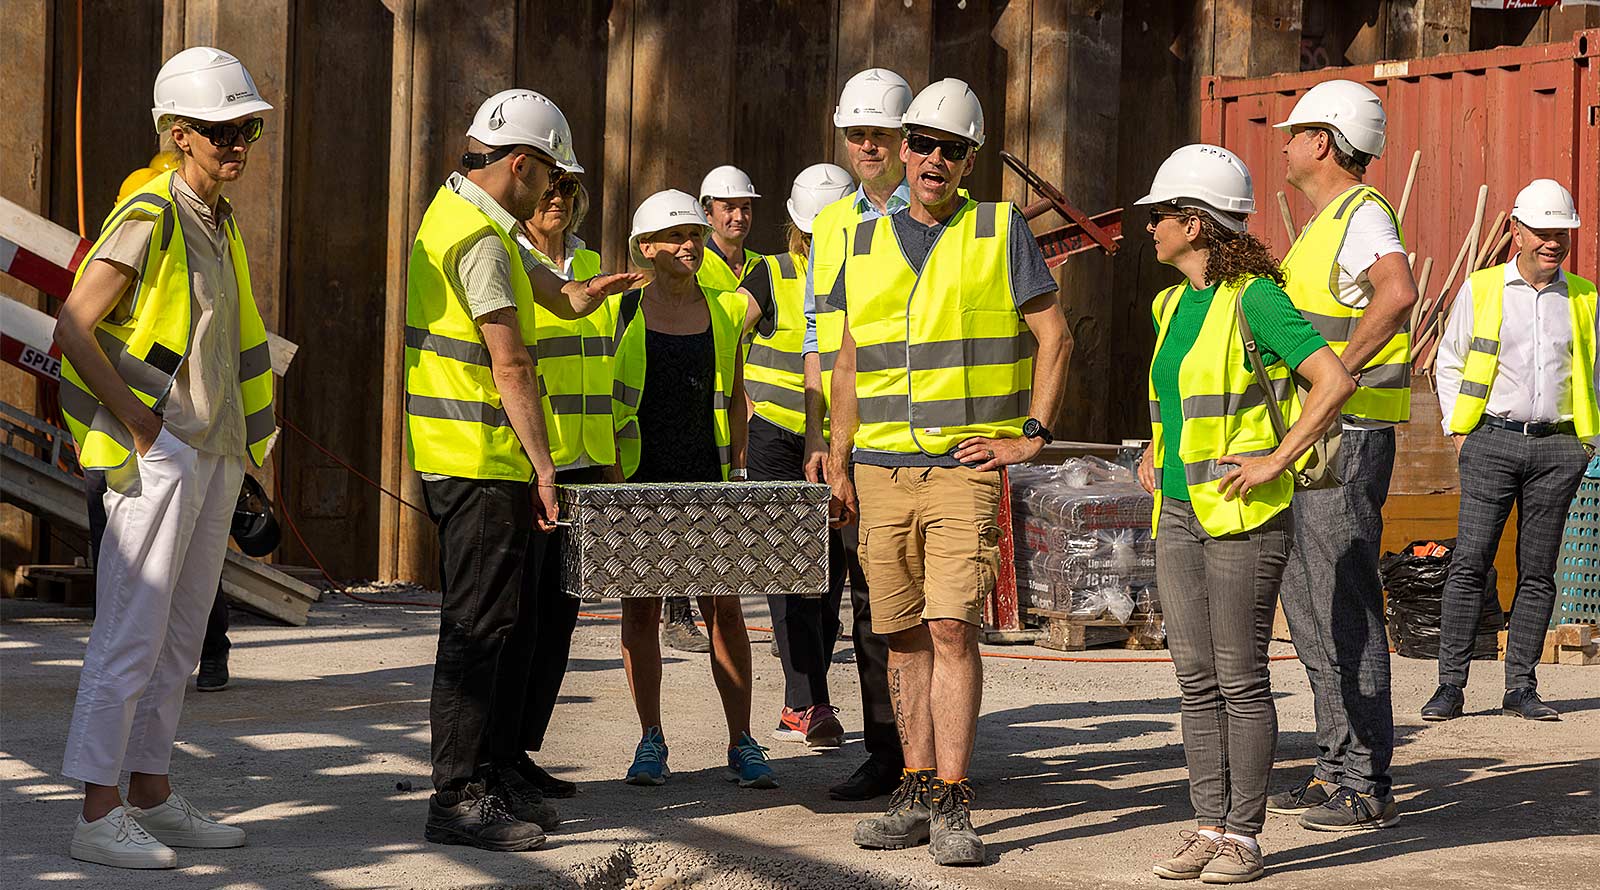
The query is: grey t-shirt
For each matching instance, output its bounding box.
[827,204,1057,467]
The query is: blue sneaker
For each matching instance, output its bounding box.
[727,732,778,789]
[625,727,669,786]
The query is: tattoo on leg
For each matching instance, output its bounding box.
[888,667,911,749]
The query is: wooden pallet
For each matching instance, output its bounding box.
[1497,624,1600,666]
[1025,607,1160,652]
[13,564,95,606]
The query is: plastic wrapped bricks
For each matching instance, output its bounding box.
[1010,458,1158,624]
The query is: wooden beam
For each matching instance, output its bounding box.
[1390,0,1468,58]
[379,0,416,582]
[601,0,636,273]
[833,0,933,169]
[995,0,1033,208]
[1212,0,1302,77]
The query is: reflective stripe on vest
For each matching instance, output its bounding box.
[1282,184,1411,423]
[60,170,276,470]
[843,199,1031,456]
[1448,265,1599,438]
[1147,278,1295,538]
[404,186,540,481]
[745,251,809,434]
[611,286,745,480]
[528,246,618,469]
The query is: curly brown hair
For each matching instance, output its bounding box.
[1179,208,1285,288]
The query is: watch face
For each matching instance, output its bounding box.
[1023,419,1041,438]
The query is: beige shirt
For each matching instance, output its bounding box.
[90,174,248,458]
[445,171,551,320]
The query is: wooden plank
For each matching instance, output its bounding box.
[600,0,636,273]
[832,0,932,165]
[930,0,1009,202]
[994,0,1032,208]
[517,0,611,249]
[1390,0,1468,58]
[379,0,415,582]
[1212,0,1302,78]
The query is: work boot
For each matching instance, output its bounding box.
[1265,774,1334,815]
[196,653,229,692]
[854,769,932,849]
[830,757,903,801]
[1420,683,1464,721]
[424,782,545,852]
[928,777,984,866]
[1152,830,1218,880]
[661,597,711,653]
[490,763,560,830]
[1199,837,1263,883]
[1299,787,1399,831]
[1502,687,1560,721]
[513,754,577,799]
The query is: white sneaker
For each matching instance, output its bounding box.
[125,792,246,849]
[70,806,177,869]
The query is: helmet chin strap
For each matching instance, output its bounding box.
[461,145,517,170]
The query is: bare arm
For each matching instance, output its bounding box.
[1340,251,1418,373]
[802,351,826,482]
[1217,346,1356,500]
[954,292,1073,470]
[730,332,749,474]
[527,262,645,319]
[53,259,163,455]
[479,307,559,528]
[826,320,860,526]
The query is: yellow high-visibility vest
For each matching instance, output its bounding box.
[60,171,276,470]
[1448,264,1599,438]
[842,199,1032,456]
[1148,277,1297,537]
[611,285,747,480]
[526,246,619,469]
[1282,184,1410,423]
[404,186,541,481]
[745,251,810,435]
[697,243,761,292]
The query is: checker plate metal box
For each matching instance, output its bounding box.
[558,482,829,598]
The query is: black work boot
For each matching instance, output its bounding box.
[490,764,561,830]
[424,782,545,852]
[196,653,230,692]
[928,777,984,866]
[661,597,711,653]
[854,769,932,849]
[830,756,903,801]
[514,754,577,798]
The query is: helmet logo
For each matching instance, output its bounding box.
[226,91,255,102]
[488,105,506,130]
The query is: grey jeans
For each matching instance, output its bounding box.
[1439,424,1587,691]
[1278,426,1395,798]
[1158,498,1292,835]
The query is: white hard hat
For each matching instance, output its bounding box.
[786,163,855,233]
[467,89,584,173]
[1273,79,1386,158]
[902,78,985,147]
[834,68,913,129]
[151,46,273,133]
[699,165,761,202]
[629,189,712,267]
[1135,144,1256,233]
[1512,178,1581,230]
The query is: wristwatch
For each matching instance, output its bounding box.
[1022,418,1054,444]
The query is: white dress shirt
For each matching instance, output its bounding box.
[1435,260,1586,433]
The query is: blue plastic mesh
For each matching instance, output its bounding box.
[1553,455,1600,628]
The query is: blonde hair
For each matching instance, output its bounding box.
[565,180,590,236]
[784,221,809,261]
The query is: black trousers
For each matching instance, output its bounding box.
[748,415,901,764]
[87,469,229,660]
[423,475,552,791]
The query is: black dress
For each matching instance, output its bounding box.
[631,326,723,484]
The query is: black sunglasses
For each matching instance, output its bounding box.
[186,117,264,147]
[544,176,579,200]
[905,132,973,161]
[1147,205,1187,225]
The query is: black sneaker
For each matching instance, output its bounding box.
[661,598,711,654]
[928,777,984,866]
[424,782,545,852]
[196,654,229,692]
[1265,775,1334,815]
[1299,787,1400,831]
[1502,687,1560,721]
[514,755,577,798]
[1421,683,1464,721]
[830,757,903,801]
[490,764,560,830]
[854,769,932,849]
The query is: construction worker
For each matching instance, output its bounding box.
[747,163,855,752]
[804,66,914,803]
[610,189,775,790]
[510,178,609,799]
[1134,145,1354,884]
[404,88,642,852]
[1266,79,1420,832]
[826,78,1072,867]
[54,46,275,869]
[1428,178,1595,723]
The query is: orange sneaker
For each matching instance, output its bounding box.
[772,705,845,748]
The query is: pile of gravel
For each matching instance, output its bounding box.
[564,841,948,890]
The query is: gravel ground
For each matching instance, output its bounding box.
[2,591,1595,890]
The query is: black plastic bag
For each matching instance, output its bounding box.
[1382,539,1504,660]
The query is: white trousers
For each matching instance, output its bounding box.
[63,428,245,786]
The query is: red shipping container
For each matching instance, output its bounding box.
[1201,28,1599,286]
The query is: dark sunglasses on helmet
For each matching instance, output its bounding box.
[905,132,973,162]
[185,117,264,147]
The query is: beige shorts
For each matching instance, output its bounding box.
[854,463,1004,634]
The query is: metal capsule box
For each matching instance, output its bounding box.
[556,481,830,599]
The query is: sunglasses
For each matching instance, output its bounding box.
[544,175,579,200]
[905,132,972,161]
[1147,205,1187,226]
[185,117,264,147]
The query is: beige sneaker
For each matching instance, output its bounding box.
[1153,830,1218,880]
[70,806,177,869]
[1200,837,1264,883]
[126,792,246,848]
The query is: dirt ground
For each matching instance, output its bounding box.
[2,591,1595,890]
